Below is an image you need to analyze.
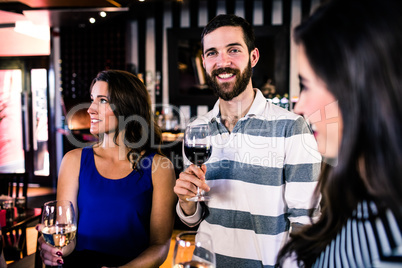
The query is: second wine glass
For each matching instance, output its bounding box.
[184,124,212,202]
[41,200,77,267]
[173,231,216,268]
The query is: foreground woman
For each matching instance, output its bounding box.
[277,0,402,267]
[38,70,176,267]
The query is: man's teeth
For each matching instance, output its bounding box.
[218,73,233,79]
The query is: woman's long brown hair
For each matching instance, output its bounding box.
[90,70,162,170]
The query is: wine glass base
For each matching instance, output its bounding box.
[186,195,212,202]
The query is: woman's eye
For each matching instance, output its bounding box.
[299,82,307,92]
[100,98,108,104]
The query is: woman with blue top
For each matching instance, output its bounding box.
[38,70,176,267]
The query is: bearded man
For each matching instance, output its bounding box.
[174,14,321,267]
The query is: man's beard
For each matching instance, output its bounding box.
[205,61,252,101]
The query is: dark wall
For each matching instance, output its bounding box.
[59,20,127,112]
[58,0,316,113]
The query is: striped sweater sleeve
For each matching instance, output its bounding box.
[283,116,321,225]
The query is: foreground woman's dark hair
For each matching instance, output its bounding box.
[276,0,402,266]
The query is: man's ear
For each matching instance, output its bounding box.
[250,48,260,68]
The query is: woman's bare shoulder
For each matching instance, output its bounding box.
[58,148,85,203]
[152,154,174,171]
[61,148,85,167]
[151,154,175,183]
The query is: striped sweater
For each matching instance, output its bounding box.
[311,200,402,268]
[177,89,321,267]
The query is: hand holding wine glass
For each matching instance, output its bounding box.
[173,231,216,268]
[41,200,77,267]
[184,124,213,202]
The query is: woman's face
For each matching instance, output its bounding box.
[294,45,343,158]
[87,81,118,136]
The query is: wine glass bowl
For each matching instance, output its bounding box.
[184,124,213,202]
[173,231,216,268]
[41,200,77,251]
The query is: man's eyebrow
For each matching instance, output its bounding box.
[204,42,244,54]
[227,42,243,47]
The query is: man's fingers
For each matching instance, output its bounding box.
[174,181,197,196]
[178,165,210,191]
[200,164,207,173]
[184,164,206,180]
[174,164,210,202]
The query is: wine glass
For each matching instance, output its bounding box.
[184,124,213,202]
[173,231,216,268]
[41,200,77,267]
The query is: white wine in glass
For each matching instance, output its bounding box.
[41,200,77,267]
[173,231,216,268]
[184,124,213,202]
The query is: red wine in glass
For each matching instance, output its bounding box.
[184,124,212,202]
[184,145,212,167]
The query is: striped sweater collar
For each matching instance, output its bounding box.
[211,88,267,122]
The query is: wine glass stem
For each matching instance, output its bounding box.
[197,165,203,196]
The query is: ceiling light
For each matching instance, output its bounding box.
[89,17,96,23]
[100,11,107,17]
[14,21,50,40]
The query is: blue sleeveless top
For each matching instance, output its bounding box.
[75,147,155,259]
